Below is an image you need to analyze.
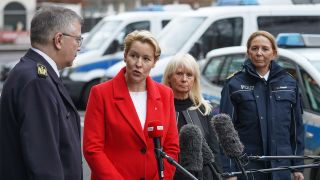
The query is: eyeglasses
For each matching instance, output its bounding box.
[62,33,83,47]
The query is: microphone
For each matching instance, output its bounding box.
[202,137,215,165]
[179,124,203,172]
[211,113,247,179]
[202,137,223,180]
[147,120,164,180]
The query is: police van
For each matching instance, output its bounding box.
[59,10,187,108]
[200,33,320,180]
[105,4,320,82]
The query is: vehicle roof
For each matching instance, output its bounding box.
[286,48,320,62]
[179,4,320,17]
[102,11,185,20]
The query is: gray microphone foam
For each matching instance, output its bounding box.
[202,137,215,164]
[179,124,203,171]
[211,113,244,158]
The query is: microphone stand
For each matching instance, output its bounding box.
[234,157,248,180]
[157,149,198,180]
[248,155,320,161]
[221,162,320,178]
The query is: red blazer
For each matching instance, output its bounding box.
[83,68,180,180]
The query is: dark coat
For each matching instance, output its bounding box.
[0,49,82,180]
[220,59,304,180]
[174,98,222,180]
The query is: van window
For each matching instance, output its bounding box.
[104,21,150,55]
[190,17,243,59]
[162,20,170,28]
[83,20,121,51]
[159,17,206,56]
[301,70,320,113]
[258,16,320,37]
[203,53,245,86]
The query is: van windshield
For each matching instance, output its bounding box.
[159,17,206,56]
[82,20,122,51]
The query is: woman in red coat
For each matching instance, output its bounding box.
[83,30,180,180]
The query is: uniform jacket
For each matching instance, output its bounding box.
[220,59,304,180]
[0,49,82,180]
[83,67,180,180]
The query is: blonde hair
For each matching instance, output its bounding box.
[162,53,212,115]
[124,30,161,61]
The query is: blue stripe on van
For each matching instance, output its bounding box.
[74,58,121,72]
[304,124,320,151]
[152,75,163,83]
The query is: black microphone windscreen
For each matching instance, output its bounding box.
[179,124,203,171]
[202,137,215,165]
[211,114,244,158]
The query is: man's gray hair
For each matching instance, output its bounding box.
[30,6,83,45]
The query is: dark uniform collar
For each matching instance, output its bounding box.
[244,59,285,81]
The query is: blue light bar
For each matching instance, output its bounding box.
[276,33,305,47]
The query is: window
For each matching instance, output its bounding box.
[203,53,245,86]
[219,55,245,85]
[4,2,26,31]
[105,21,150,54]
[161,20,170,28]
[190,17,243,59]
[258,16,320,37]
[301,70,320,113]
[159,17,206,56]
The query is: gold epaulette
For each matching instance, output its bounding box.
[226,70,240,80]
[37,63,48,78]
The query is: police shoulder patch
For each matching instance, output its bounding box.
[286,71,294,79]
[37,63,48,78]
[226,70,241,80]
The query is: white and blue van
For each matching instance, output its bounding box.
[60,10,187,108]
[105,4,320,83]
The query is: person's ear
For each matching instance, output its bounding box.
[53,33,63,50]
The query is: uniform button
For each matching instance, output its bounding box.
[260,116,263,120]
[140,177,145,180]
[140,148,146,154]
[66,112,70,119]
[256,95,259,98]
[270,95,272,99]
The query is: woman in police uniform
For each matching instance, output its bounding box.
[220,31,304,180]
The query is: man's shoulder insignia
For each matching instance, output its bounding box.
[37,63,48,78]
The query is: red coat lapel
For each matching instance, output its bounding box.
[112,68,146,145]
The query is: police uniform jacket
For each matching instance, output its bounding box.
[0,49,82,180]
[83,67,180,180]
[220,59,304,180]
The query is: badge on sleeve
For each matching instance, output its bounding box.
[37,63,48,78]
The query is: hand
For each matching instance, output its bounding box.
[225,177,237,180]
[293,172,304,180]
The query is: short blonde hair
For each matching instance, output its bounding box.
[123,30,161,61]
[162,53,212,115]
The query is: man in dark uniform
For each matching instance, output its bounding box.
[0,6,83,180]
